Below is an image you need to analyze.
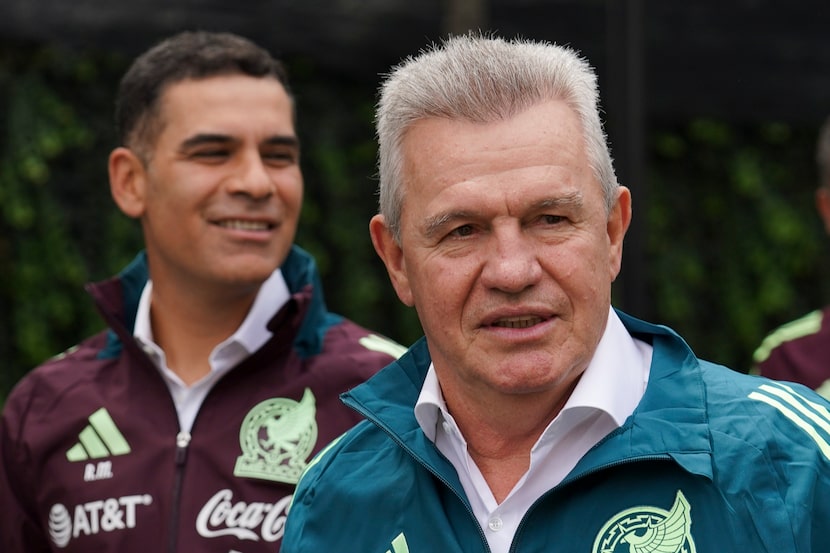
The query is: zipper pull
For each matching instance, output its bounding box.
[175,431,191,466]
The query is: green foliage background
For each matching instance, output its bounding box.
[1,42,827,403]
[645,120,829,370]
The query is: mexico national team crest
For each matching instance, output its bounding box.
[234,389,318,484]
[592,490,695,553]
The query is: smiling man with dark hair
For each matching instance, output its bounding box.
[0,30,402,553]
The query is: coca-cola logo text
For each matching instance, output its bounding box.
[195,489,291,542]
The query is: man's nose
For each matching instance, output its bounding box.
[480,227,543,294]
[227,153,274,199]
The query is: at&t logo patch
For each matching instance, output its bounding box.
[48,494,152,548]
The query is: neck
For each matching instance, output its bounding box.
[149,279,258,385]
[443,379,577,503]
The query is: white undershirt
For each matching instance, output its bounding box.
[133,269,291,432]
[414,307,652,553]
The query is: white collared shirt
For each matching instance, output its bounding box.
[414,307,653,553]
[133,269,291,432]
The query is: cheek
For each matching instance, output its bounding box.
[574,233,613,275]
[541,241,611,296]
[145,170,201,210]
[277,171,303,210]
[569,245,615,312]
[418,263,477,319]
[143,191,185,221]
[290,187,304,210]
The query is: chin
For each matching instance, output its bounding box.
[215,264,277,288]
[493,362,581,395]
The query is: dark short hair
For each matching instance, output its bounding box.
[115,30,291,158]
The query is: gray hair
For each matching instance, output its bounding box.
[817,116,830,188]
[376,33,619,242]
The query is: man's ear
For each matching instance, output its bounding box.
[608,186,632,281]
[108,147,147,219]
[369,214,415,307]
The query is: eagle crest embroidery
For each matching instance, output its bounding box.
[593,490,695,553]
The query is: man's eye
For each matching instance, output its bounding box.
[192,149,229,159]
[541,214,565,225]
[450,224,475,238]
[263,150,297,164]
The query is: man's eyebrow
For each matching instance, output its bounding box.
[180,133,236,150]
[422,210,476,239]
[178,134,300,150]
[533,192,584,211]
[262,135,300,149]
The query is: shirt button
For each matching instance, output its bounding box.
[488,516,503,532]
[442,421,452,434]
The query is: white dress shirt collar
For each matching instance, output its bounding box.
[133,269,291,431]
[414,307,652,553]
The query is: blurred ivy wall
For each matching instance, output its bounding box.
[1,41,828,403]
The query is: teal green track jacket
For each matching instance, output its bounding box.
[284,311,830,552]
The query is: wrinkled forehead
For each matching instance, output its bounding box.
[402,101,587,178]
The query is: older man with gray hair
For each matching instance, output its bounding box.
[283,33,830,553]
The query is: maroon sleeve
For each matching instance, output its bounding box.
[0,378,54,553]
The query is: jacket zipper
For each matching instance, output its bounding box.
[168,431,192,553]
[345,400,492,553]
[349,396,686,553]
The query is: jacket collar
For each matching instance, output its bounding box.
[569,310,714,481]
[343,309,715,486]
[87,245,335,360]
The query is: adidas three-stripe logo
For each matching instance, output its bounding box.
[66,408,131,462]
[749,382,830,461]
[385,532,409,553]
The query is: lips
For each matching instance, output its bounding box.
[489,315,549,329]
[214,219,274,231]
